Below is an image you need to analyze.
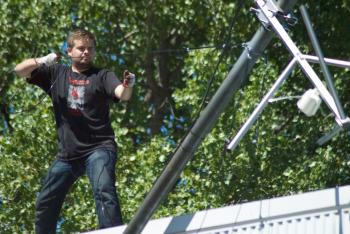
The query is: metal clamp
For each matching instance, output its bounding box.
[251,0,297,31]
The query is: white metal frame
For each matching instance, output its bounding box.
[227,0,350,150]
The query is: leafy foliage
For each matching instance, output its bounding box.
[1,0,350,233]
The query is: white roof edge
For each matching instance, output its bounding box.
[82,185,350,234]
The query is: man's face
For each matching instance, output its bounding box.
[68,39,96,69]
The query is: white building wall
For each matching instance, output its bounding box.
[83,185,350,234]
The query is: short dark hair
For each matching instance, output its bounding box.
[67,28,96,48]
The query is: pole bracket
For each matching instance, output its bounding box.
[251,0,297,31]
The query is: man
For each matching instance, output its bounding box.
[14,28,134,233]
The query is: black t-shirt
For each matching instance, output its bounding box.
[28,64,121,161]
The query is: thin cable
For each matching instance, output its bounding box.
[214,57,270,234]
[124,2,245,229]
[7,49,83,116]
[192,0,245,132]
[217,90,244,203]
[268,95,301,103]
[184,1,246,233]
[4,41,238,116]
[159,0,245,171]
[9,70,58,116]
[151,45,231,54]
[197,27,243,113]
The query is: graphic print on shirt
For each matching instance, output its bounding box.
[67,76,90,116]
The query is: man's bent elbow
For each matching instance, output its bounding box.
[14,65,28,78]
[14,66,23,77]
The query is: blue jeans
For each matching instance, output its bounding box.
[35,148,123,234]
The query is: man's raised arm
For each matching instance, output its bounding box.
[14,53,58,78]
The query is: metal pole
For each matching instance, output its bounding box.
[299,5,346,119]
[303,55,350,69]
[123,1,297,233]
[227,58,297,150]
[317,124,342,145]
[335,186,344,234]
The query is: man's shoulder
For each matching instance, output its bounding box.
[93,66,111,73]
[89,67,115,78]
[50,63,66,68]
[51,63,69,73]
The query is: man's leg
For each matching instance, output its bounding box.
[85,149,123,228]
[35,159,81,234]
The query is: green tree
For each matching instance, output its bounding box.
[2,0,350,233]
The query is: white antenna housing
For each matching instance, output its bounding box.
[297,88,322,116]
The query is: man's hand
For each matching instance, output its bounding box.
[36,52,59,66]
[115,70,134,100]
[122,70,136,88]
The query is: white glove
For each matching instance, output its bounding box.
[123,70,136,88]
[37,52,58,66]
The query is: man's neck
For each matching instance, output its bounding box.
[71,64,91,74]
